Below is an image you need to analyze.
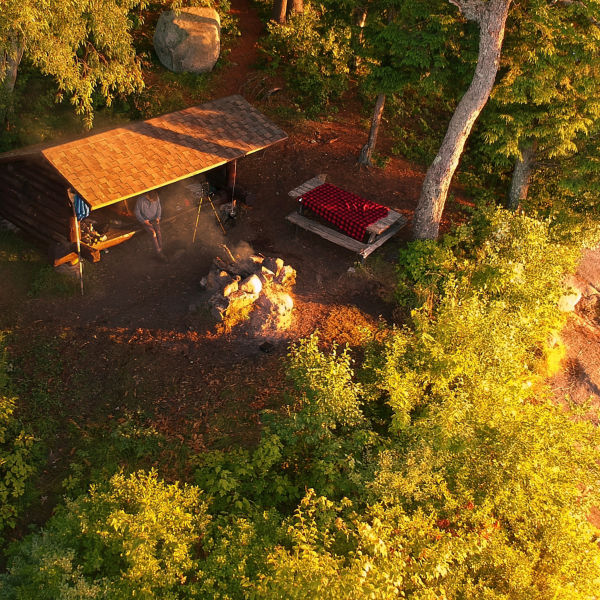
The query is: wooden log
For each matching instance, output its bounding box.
[1,169,67,202]
[0,175,70,218]
[53,252,79,267]
[11,196,69,231]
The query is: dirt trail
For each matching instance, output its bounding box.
[213,0,265,97]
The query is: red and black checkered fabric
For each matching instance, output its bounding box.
[300,183,389,241]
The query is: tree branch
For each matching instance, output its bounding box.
[447,0,486,22]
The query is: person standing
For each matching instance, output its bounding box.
[135,190,166,260]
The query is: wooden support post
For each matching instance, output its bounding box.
[227,159,237,210]
[67,189,84,296]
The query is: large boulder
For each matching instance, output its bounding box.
[154,8,221,74]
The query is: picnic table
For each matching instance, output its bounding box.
[287,175,407,259]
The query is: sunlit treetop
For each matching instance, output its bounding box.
[0,0,213,127]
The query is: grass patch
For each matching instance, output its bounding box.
[28,265,79,298]
[0,230,80,300]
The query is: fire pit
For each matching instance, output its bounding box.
[201,251,296,335]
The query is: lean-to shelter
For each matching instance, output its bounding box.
[0,95,287,264]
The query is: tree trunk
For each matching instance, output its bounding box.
[351,3,370,71]
[287,0,303,18]
[507,141,536,210]
[358,93,386,167]
[0,38,25,123]
[1,40,24,94]
[272,0,288,24]
[412,0,512,240]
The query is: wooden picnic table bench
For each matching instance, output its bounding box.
[287,175,407,259]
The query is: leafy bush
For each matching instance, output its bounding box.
[0,397,36,533]
[397,205,578,316]
[287,333,365,429]
[253,207,600,598]
[2,470,210,599]
[0,337,36,534]
[261,8,352,116]
[194,335,379,512]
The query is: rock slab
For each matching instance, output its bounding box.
[154,8,221,74]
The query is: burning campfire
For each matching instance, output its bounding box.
[201,246,296,335]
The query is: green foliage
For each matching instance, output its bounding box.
[261,8,352,117]
[396,205,578,313]
[388,88,454,165]
[2,470,210,599]
[482,0,600,163]
[194,336,379,511]
[287,333,364,429]
[193,511,280,599]
[0,397,35,533]
[457,0,600,223]
[355,208,600,596]
[0,229,78,299]
[28,265,78,298]
[4,206,600,597]
[362,0,474,95]
[9,334,65,432]
[0,0,229,128]
[194,433,299,513]
[395,236,460,309]
[255,208,600,598]
[388,207,579,423]
[130,63,214,120]
[62,411,169,498]
[0,335,36,534]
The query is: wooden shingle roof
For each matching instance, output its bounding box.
[39,95,287,210]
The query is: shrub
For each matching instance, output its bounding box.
[4,206,600,598]
[2,470,209,599]
[261,8,352,116]
[0,337,36,534]
[194,335,379,511]
[0,397,36,533]
[286,333,365,429]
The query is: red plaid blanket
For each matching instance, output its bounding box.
[300,183,389,241]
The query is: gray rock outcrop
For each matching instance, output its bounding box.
[154,8,221,74]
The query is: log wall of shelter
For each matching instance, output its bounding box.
[0,158,73,251]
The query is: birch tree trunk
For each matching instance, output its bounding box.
[358,93,386,167]
[507,141,536,210]
[412,0,512,240]
[0,38,25,122]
